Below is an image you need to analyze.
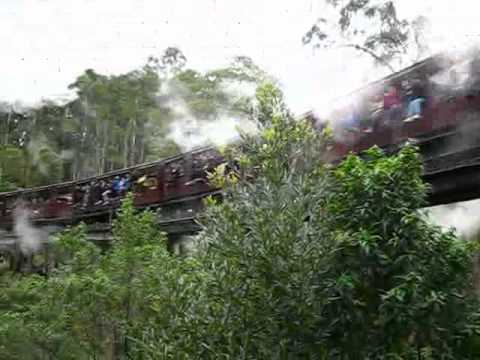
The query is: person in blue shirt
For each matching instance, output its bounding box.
[118,175,130,196]
[404,79,426,122]
[111,176,121,197]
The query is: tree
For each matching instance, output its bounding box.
[316,147,480,357]
[3,80,478,359]
[186,82,480,358]
[0,196,207,359]
[303,0,430,71]
[67,66,163,174]
[60,47,267,179]
[0,175,13,192]
[148,46,187,76]
[0,46,269,187]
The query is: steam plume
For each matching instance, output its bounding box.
[162,79,258,151]
[13,204,44,255]
[427,199,480,240]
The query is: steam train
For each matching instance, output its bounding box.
[0,146,225,231]
[2,49,480,243]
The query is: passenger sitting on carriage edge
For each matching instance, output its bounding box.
[342,103,360,132]
[404,79,426,122]
[100,180,111,204]
[383,85,402,123]
[90,180,103,206]
[112,176,121,197]
[118,175,130,195]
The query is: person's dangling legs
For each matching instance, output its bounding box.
[404,98,425,122]
[387,105,403,143]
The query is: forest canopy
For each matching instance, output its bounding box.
[0,48,268,190]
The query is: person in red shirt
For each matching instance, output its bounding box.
[383,85,403,124]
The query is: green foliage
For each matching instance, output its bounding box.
[168,55,268,122]
[1,82,479,359]
[0,174,14,192]
[0,145,26,189]
[318,147,480,357]
[192,83,480,358]
[303,0,430,70]
[0,196,199,359]
[0,47,267,186]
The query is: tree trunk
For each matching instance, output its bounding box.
[100,119,108,174]
[123,131,129,169]
[4,109,11,145]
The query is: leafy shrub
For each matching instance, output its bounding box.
[1,83,479,359]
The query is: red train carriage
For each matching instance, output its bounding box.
[0,146,223,229]
[2,49,480,228]
[320,51,480,161]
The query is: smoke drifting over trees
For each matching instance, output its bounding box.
[0,48,267,189]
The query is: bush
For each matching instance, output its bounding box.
[1,83,479,359]
[0,195,205,359]
[185,84,480,358]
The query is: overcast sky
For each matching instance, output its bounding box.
[1,0,479,114]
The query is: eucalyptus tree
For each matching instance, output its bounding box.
[185,82,480,358]
[303,0,430,71]
[0,47,269,187]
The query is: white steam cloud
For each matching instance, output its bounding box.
[161,79,258,152]
[13,204,44,255]
[167,116,257,152]
[427,199,480,240]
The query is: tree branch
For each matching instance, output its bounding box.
[338,43,397,73]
